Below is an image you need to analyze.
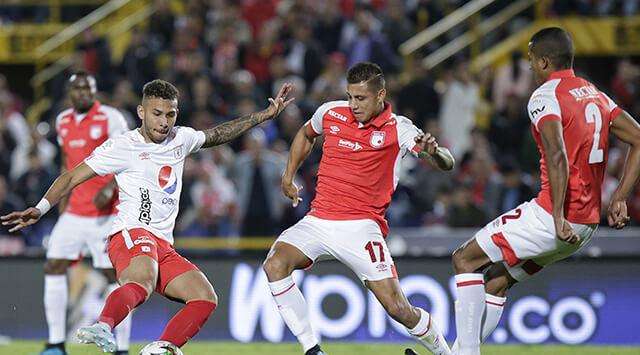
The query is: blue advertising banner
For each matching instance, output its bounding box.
[1,258,639,345]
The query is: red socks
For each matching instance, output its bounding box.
[159,300,217,347]
[98,282,148,329]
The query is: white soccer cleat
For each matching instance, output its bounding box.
[76,322,116,353]
[413,317,452,355]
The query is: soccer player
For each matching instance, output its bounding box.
[263,62,455,355]
[450,27,640,355]
[42,71,131,355]
[3,79,294,353]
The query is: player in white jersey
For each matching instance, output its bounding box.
[2,79,294,353]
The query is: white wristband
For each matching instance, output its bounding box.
[35,198,51,216]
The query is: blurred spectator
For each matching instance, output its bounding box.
[231,129,288,236]
[121,29,157,93]
[492,52,532,112]
[15,150,56,207]
[149,0,176,50]
[110,79,139,126]
[488,93,529,162]
[0,175,22,219]
[284,22,324,85]
[310,52,348,104]
[339,7,400,73]
[610,59,639,110]
[496,161,534,214]
[447,183,488,227]
[439,60,479,159]
[76,28,113,92]
[396,62,440,122]
[313,0,345,53]
[381,0,414,51]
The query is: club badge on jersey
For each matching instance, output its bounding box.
[370,131,386,148]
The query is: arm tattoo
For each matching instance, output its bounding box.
[201,110,270,148]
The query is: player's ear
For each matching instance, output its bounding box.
[137,104,144,121]
[378,88,386,101]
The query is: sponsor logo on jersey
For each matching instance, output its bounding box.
[90,125,103,140]
[328,110,348,122]
[569,86,599,100]
[158,165,178,194]
[338,139,362,151]
[330,125,340,134]
[370,131,386,148]
[68,139,86,148]
[529,105,546,117]
[138,187,152,224]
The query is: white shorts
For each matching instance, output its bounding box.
[46,212,115,269]
[275,215,396,282]
[475,200,597,282]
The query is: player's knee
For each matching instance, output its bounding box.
[485,273,515,297]
[262,255,292,280]
[452,247,473,274]
[44,259,70,274]
[100,268,118,284]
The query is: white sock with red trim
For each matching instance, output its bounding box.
[269,276,317,352]
[452,293,506,352]
[407,308,451,355]
[454,273,485,355]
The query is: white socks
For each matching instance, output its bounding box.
[106,283,132,351]
[407,308,451,355]
[452,293,506,352]
[269,276,318,352]
[454,273,485,355]
[44,274,68,344]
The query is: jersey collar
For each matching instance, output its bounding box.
[548,69,575,81]
[73,100,101,123]
[358,102,393,129]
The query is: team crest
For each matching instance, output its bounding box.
[89,125,102,140]
[370,131,386,148]
[172,145,183,159]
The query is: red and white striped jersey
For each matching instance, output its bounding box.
[56,101,129,217]
[304,101,423,236]
[527,69,623,224]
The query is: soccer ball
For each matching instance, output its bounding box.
[139,341,184,355]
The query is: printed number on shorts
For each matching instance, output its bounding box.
[501,208,522,225]
[365,241,385,263]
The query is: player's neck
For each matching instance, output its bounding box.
[137,127,155,144]
[365,103,385,122]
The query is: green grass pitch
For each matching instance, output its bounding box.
[4,341,640,355]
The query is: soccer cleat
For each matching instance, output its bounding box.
[40,345,67,355]
[305,344,327,355]
[405,349,419,355]
[76,322,117,353]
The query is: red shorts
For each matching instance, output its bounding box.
[108,228,199,294]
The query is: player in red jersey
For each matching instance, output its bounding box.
[263,62,455,355]
[450,27,640,355]
[41,71,131,355]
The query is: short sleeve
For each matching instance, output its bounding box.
[602,92,623,120]
[305,104,326,137]
[181,126,206,154]
[527,90,562,131]
[396,116,423,157]
[84,138,129,176]
[107,109,130,137]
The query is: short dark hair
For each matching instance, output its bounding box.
[346,62,385,92]
[142,79,179,101]
[529,27,574,70]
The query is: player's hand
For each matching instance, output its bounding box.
[554,217,580,244]
[265,83,295,119]
[93,188,114,210]
[607,199,630,229]
[414,132,439,155]
[1,207,42,233]
[281,177,303,208]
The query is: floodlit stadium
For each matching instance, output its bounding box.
[1,1,640,354]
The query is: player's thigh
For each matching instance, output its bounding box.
[45,213,85,261]
[117,255,158,295]
[85,215,115,269]
[163,269,217,304]
[265,216,331,276]
[108,229,160,293]
[327,219,396,283]
[475,200,558,268]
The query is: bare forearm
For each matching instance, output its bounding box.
[58,165,69,213]
[547,150,569,217]
[44,172,79,207]
[418,147,455,171]
[283,129,315,181]
[201,109,272,148]
[614,146,640,200]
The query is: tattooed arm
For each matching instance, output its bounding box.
[201,83,294,148]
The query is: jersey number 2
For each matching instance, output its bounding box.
[585,102,604,164]
[365,241,385,263]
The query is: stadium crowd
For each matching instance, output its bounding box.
[1,0,640,249]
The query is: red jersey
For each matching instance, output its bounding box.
[55,101,129,217]
[527,69,623,224]
[305,101,423,236]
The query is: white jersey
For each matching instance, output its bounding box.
[85,126,206,244]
